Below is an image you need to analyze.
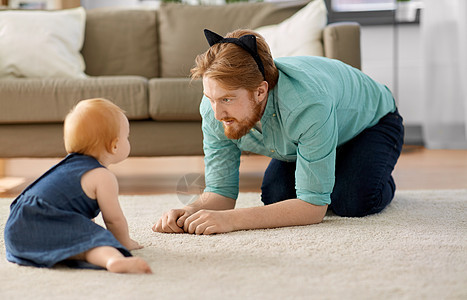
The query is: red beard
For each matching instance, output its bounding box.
[221,98,263,140]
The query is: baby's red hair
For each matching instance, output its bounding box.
[64,98,125,157]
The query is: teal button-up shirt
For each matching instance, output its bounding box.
[200,56,396,206]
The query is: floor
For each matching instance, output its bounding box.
[0,146,466,198]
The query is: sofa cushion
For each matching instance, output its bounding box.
[0,121,204,158]
[0,7,87,79]
[148,78,203,121]
[255,0,327,58]
[157,1,307,78]
[81,9,159,78]
[0,76,149,123]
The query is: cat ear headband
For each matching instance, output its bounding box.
[204,29,266,80]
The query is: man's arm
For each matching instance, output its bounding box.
[183,198,327,235]
[188,192,236,211]
[152,192,235,233]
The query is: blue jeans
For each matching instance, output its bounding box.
[260,110,404,217]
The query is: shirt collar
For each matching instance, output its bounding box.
[260,88,276,126]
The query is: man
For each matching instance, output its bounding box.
[153,29,404,235]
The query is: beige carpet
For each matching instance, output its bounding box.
[0,190,466,300]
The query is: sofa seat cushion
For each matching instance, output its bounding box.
[148,78,203,121]
[0,76,148,123]
[158,1,307,78]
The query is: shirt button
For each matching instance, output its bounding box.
[272,113,276,117]
[250,128,255,132]
[270,150,275,153]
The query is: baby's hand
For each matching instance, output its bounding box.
[126,239,143,251]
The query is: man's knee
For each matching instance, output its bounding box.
[331,197,375,217]
[331,179,395,217]
[261,159,296,205]
[260,184,296,205]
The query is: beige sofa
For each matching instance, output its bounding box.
[0,1,361,158]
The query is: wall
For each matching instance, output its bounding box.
[360,23,424,144]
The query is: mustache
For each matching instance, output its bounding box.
[220,117,238,122]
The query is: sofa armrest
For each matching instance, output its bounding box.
[323,22,361,70]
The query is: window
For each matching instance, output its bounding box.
[331,0,395,12]
[326,0,422,25]
[325,0,396,25]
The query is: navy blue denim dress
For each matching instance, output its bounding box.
[4,153,131,268]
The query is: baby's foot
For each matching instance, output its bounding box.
[106,257,152,274]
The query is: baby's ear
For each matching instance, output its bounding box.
[110,138,119,154]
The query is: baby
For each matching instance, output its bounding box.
[4,98,152,274]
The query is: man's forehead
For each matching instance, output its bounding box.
[203,78,236,99]
[203,91,236,100]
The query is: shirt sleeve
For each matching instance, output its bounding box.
[287,102,338,206]
[200,98,242,200]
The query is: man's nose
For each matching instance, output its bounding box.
[212,103,224,120]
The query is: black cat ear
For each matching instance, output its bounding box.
[204,29,224,47]
[238,35,258,55]
[202,29,266,80]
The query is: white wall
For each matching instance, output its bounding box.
[361,24,423,127]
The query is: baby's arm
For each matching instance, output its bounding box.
[82,168,142,250]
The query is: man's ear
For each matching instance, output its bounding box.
[110,138,119,154]
[257,81,269,102]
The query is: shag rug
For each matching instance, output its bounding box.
[0,190,466,300]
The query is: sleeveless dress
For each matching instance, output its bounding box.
[4,153,131,268]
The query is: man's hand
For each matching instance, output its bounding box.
[183,209,235,235]
[153,192,236,234]
[152,208,194,233]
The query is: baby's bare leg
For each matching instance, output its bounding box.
[76,246,152,274]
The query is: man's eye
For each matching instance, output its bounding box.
[222,98,231,103]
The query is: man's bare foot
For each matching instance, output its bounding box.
[106,257,152,274]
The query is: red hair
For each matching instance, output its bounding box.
[191,29,279,92]
[64,98,125,157]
